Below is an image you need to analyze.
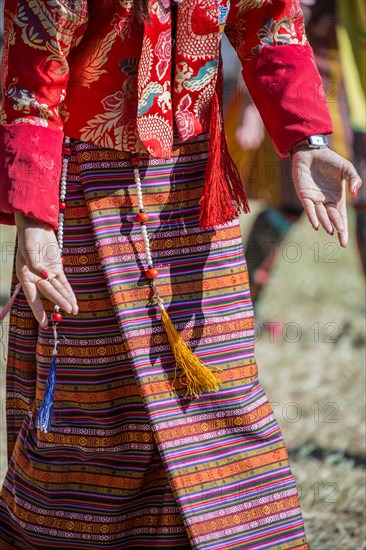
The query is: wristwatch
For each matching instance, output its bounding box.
[290,134,329,157]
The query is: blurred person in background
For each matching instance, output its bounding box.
[337,0,366,274]
[226,0,366,307]
[0,0,362,548]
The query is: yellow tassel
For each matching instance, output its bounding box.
[160,307,221,397]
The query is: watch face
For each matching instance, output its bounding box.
[308,135,328,147]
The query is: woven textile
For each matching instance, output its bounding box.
[0,137,307,549]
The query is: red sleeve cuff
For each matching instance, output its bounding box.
[244,44,333,158]
[0,125,63,230]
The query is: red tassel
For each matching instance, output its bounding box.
[200,91,237,228]
[200,63,250,229]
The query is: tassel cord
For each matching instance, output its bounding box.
[37,326,59,433]
[132,155,221,397]
[36,136,71,433]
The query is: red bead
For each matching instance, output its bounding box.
[59,202,66,210]
[131,156,139,166]
[136,212,149,223]
[51,312,63,323]
[39,270,49,280]
[62,146,72,156]
[145,268,159,280]
[61,257,65,265]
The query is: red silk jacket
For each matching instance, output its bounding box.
[0,0,332,228]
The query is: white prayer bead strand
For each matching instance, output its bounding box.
[132,156,160,287]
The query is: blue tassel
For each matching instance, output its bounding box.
[37,352,57,433]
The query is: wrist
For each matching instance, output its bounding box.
[290,134,329,158]
[14,212,52,229]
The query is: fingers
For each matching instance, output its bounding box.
[344,167,363,197]
[24,274,78,328]
[34,275,78,317]
[323,201,348,247]
[48,275,78,315]
[293,150,352,246]
[336,195,349,248]
[302,198,320,231]
[15,220,79,326]
[22,280,48,327]
[312,200,348,243]
[325,202,344,233]
[302,196,348,246]
[314,202,334,235]
[16,256,79,326]
[319,201,346,234]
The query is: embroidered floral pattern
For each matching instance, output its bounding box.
[253,16,306,53]
[155,30,172,80]
[70,30,117,87]
[2,0,311,156]
[112,10,133,41]
[80,82,137,149]
[151,0,171,24]
[235,0,272,14]
[175,95,195,140]
[1,0,88,125]
[5,79,53,124]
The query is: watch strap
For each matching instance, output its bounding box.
[290,134,329,157]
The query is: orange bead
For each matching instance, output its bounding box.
[145,268,158,279]
[136,212,149,223]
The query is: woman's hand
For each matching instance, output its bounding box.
[15,213,78,327]
[291,148,363,247]
[236,103,265,150]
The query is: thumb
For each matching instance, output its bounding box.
[342,163,363,197]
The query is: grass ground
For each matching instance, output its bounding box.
[0,205,365,549]
[242,203,366,549]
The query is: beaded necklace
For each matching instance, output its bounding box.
[37,137,71,432]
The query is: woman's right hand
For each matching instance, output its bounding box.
[15,213,78,328]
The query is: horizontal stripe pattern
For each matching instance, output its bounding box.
[0,138,307,549]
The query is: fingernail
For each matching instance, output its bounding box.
[315,225,319,231]
[41,324,48,330]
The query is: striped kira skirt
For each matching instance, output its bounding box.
[0,135,308,549]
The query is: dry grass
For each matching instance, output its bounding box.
[0,206,365,549]
[241,203,366,549]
